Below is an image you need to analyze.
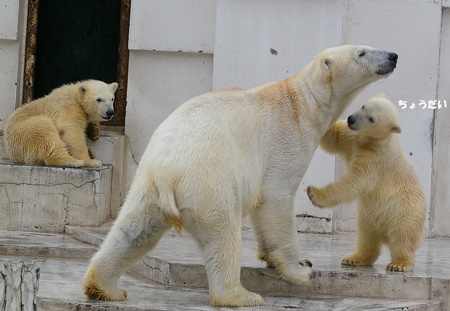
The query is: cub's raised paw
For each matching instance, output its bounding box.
[386,262,414,272]
[307,186,325,207]
[88,148,96,159]
[86,121,101,142]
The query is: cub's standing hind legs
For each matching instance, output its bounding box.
[341,218,382,266]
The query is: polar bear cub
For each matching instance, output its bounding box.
[83,46,397,307]
[4,80,118,167]
[307,94,426,272]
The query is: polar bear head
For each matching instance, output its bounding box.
[304,45,398,126]
[79,80,118,122]
[347,93,401,139]
[314,45,398,93]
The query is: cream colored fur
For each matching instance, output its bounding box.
[4,80,118,167]
[83,46,397,307]
[307,94,426,272]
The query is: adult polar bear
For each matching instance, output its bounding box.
[84,45,398,307]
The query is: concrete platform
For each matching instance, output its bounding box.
[0,223,448,310]
[0,160,112,233]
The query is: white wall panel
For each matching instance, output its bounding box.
[0,40,20,130]
[430,8,450,237]
[0,0,19,40]
[125,51,213,163]
[129,0,216,53]
[213,0,344,90]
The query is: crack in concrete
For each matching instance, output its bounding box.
[0,178,101,190]
[296,213,331,222]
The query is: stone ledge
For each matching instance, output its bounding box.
[0,161,112,233]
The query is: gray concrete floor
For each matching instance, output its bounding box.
[0,223,448,310]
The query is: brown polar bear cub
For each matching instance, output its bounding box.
[83,45,397,307]
[4,80,118,167]
[307,94,426,272]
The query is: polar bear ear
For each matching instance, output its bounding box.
[110,82,118,93]
[322,57,333,83]
[79,86,87,95]
[375,93,386,98]
[391,123,401,133]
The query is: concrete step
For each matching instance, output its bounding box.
[0,160,113,233]
[64,222,450,310]
[0,253,441,311]
[0,129,127,231]
[3,224,445,310]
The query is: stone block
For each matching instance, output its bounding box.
[0,259,40,311]
[87,130,126,218]
[0,161,112,233]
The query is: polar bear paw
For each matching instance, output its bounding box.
[64,159,84,168]
[84,159,102,167]
[84,283,128,301]
[386,261,414,272]
[281,263,316,284]
[341,253,373,266]
[83,267,128,301]
[210,285,265,307]
[307,186,325,207]
[86,121,101,142]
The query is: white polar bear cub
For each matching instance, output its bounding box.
[84,45,397,307]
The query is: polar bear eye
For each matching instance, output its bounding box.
[369,117,375,123]
[359,51,366,57]
[96,98,102,103]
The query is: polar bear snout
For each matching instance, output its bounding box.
[375,51,398,75]
[100,107,114,120]
[105,108,114,120]
[347,114,359,130]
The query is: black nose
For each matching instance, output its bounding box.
[347,115,356,126]
[388,52,398,62]
[106,109,114,117]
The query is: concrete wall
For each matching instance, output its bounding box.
[0,0,26,131]
[431,6,450,238]
[1,0,449,236]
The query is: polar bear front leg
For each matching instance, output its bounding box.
[250,195,315,284]
[83,202,171,301]
[60,128,102,167]
[187,208,265,307]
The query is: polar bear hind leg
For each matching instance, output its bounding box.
[342,217,383,266]
[83,193,172,301]
[8,116,83,167]
[385,227,418,272]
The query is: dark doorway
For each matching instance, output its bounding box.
[34,0,121,98]
[23,0,130,126]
